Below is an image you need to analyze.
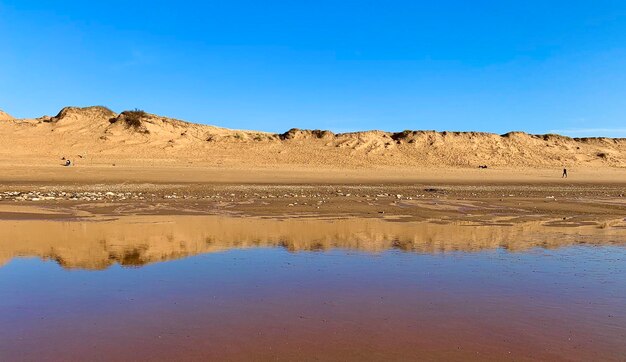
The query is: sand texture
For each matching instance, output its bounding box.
[0,109,14,121]
[2,106,626,170]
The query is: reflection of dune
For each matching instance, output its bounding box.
[0,216,624,270]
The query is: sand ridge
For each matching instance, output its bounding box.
[0,109,14,121]
[1,105,626,169]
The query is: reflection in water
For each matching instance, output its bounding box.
[1,215,626,361]
[1,215,625,270]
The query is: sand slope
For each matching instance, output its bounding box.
[0,109,14,121]
[1,106,625,168]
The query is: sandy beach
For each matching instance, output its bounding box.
[0,106,624,222]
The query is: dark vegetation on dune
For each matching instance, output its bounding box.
[279,128,334,140]
[109,109,149,133]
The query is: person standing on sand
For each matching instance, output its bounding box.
[562,168,567,178]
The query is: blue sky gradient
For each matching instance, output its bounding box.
[2,1,626,135]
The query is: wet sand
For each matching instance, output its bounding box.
[1,164,625,226]
[1,181,626,231]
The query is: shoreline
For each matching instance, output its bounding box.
[1,164,626,185]
[0,182,624,226]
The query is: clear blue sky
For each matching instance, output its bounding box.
[2,1,626,136]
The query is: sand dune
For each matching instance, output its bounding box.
[1,105,625,168]
[0,109,14,121]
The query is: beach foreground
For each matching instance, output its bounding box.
[1,164,625,226]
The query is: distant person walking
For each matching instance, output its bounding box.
[562,168,567,178]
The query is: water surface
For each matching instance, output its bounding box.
[1,216,625,361]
